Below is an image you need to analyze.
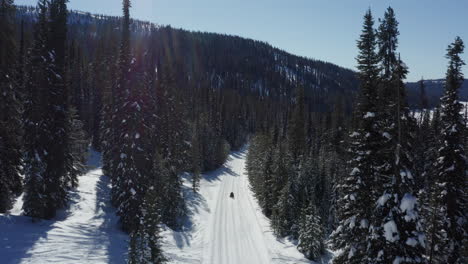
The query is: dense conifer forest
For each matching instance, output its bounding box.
[0,1,466,263]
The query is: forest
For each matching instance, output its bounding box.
[0,0,466,263]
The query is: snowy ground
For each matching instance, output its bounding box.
[162,148,315,264]
[0,148,320,264]
[0,150,128,264]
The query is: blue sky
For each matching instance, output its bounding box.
[16,0,468,81]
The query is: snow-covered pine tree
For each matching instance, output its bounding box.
[156,63,190,171]
[66,106,87,189]
[261,145,275,217]
[330,9,379,264]
[429,36,467,264]
[377,7,399,81]
[110,0,132,208]
[367,7,425,263]
[155,64,188,229]
[272,178,295,237]
[270,144,291,237]
[298,202,325,261]
[128,185,166,264]
[22,0,51,219]
[414,79,432,193]
[38,0,72,218]
[368,56,425,264]
[114,52,155,231]
[0,0,23,213]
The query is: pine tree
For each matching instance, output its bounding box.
[0,0,23,213]
[377,7,399,81]
[110,0,132,207]
[128,185,166,264]
[115,56,154,231]
[110,0,156,231]
[430,37,467,264]
[330,10,379,263]
[298,202,325,261]
[23,0,51,219]
[66,107,87,189]
[366,7,425,262]
[368,57,425,264]
[40,0,71,218]
[261,146,275,217]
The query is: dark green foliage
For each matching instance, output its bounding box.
[298,202,325,261]
[128,185,166,264]
[377,6,399,80]
[0,0,23,213]
[330,10,380,263]
[429,37,467,264]
[22,0,50,219]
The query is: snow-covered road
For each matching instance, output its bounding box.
[163,148,312,264]
[201,150,271,264]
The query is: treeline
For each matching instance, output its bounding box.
[246,7,467,263]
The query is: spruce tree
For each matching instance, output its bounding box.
[128,185,166,264]
[110,0,132,207]
[298,202,325,261]
[0,0,23,213]
[23,0,51,219]
[430,37,466,264]
[377,7,399,80]
[330,10,379,263]
[367,7,425,262]
[115,57,154,231]
[39,0,71,217]
[368,57,425,264]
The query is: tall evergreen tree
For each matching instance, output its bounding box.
[377,7,399,80]
[128,185,166,264]
[330,10,380,263]
[0,0,23,213]
[368,56,425,264]
[23,0,51,219]
[298,202,325,261]
[366,7,425,263]
[114,55,154,231]
[430,37,466,264]
[40,0,71,218]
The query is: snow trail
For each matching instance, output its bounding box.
[163,148,312,264]
[202,151,270,264]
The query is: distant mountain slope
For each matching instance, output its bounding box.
[406,79,468,108]
[15,5,359,112]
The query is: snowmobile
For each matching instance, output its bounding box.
[229,192,234,199]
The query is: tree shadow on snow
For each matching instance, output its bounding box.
[93,168,128,264]
[0,215,55,264]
